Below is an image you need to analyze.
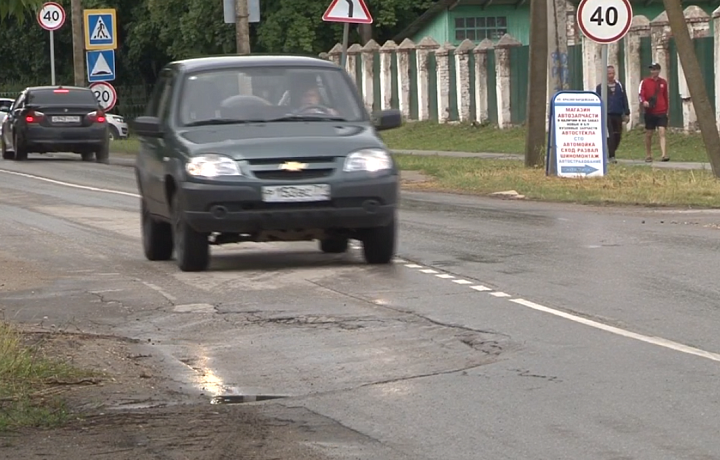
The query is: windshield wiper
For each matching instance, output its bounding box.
[184,118,265,127]
[266,113,348,122]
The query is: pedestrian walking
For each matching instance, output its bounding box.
[595,65,630,164]
[638,62,670,162]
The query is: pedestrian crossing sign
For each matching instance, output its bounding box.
[84,9,117,50]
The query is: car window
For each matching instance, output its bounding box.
[156,77,174,122]
[177,66,366,126]
[11,93,25,111]
[0,99,13,109]
[26,89,99,106]
[145,74,170,117]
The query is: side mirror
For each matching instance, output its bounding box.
[374,109,402,131]
[133,116,163,138]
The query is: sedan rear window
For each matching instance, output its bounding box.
[27,89,99,107]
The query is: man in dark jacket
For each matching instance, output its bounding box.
[595,65,630,164]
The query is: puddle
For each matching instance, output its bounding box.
[210,394,289,405]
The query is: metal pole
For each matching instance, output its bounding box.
[601,43,609,165]
[340,22,350,69]
[235,0,250,54]
[50,30,56,86]
[71,0,84,86]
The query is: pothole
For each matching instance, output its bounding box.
[210,394,289,405]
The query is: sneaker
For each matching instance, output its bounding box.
[609,157,617,164]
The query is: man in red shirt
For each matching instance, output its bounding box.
[638,62,670,162]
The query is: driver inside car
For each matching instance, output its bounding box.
[295,82,339,116]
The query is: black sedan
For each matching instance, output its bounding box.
[1,85,109,163]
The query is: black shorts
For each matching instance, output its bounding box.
[644,113,668,130]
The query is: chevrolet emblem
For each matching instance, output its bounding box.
[279,161,308,172]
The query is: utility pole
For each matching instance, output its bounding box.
[662,0,720,177]
[525,0,549,167]
[235,0,250,54]
[71,0,84,86]
[547,0,568,95]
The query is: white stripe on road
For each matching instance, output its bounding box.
[452,279,473,285]
[0,169,140,198]
[510,298,720,363]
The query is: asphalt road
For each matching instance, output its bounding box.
[2,155,720,459]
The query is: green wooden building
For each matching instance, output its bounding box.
[394,0,718,46]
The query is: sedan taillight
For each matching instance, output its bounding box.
[88,110,106,123]
[25,110,44,123]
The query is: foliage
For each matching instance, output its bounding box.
[0,0,44,22]
[1,0,432,88]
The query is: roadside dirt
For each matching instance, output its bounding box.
[0,330,331,460]
[0,253,330,460]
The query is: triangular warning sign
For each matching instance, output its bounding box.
[322,0,373,24]
[91,54,113,76]
[90,17,111,40]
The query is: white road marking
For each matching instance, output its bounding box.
[436,274,455,279]
[470,285,492,292]
[0,169,140,198]
[420,269,438,274]
[89,289,123,294]
[405,264,422,268]
[510,298,720,363]
[142,281,178,302]
[452,279,473,285]
[490,292,511,298]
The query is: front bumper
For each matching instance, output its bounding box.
[179,174,399,234]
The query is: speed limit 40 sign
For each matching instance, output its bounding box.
[37,2,66,31]
[577,0,633,44]
[89,82,118,112]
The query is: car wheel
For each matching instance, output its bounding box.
[108,125,119,141]
[142,198,173,261]
[361,217,396,265]
[320,237,349,254]
[13,135,27,161]
[171,192,209,272]
[1,137,14,160]
[81,152,95,161]
[95,141,110,164]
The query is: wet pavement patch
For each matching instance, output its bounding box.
[210,394,289,405]
[173,303,216,313]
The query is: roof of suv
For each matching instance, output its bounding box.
[170,55,338,73]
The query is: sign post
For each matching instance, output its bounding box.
[37,2,66,86]
[322,0,373,69]
[576,0,633,166]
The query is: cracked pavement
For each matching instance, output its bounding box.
[3,157,720,459]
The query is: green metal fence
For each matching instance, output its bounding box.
[510,46,529,125]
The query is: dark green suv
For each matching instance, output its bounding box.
[133,55,402,272]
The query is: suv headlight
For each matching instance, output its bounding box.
[343,149,392,172]
[186,154,242,178]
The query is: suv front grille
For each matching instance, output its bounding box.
[253,169,334,180]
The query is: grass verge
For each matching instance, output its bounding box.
[381,121,710,164]
[395,154,720,208]
[0,322,93,432]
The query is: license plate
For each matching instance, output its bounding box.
[262,184,330,202]
[52,116,80,123]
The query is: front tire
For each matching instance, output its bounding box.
[362,217,396,265]
[320,237,349,254]
[171,193,209,272]
[142,199,173,261]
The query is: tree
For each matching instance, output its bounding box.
[525,0,548,167]
[0,0,44,21]
[662,0,720,177]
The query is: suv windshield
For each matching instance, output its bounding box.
[27,89,99,107]
[178,66,365,126]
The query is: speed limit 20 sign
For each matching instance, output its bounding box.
[89,82,118,112]
[37,2,66,31]
[577,0,633,44]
